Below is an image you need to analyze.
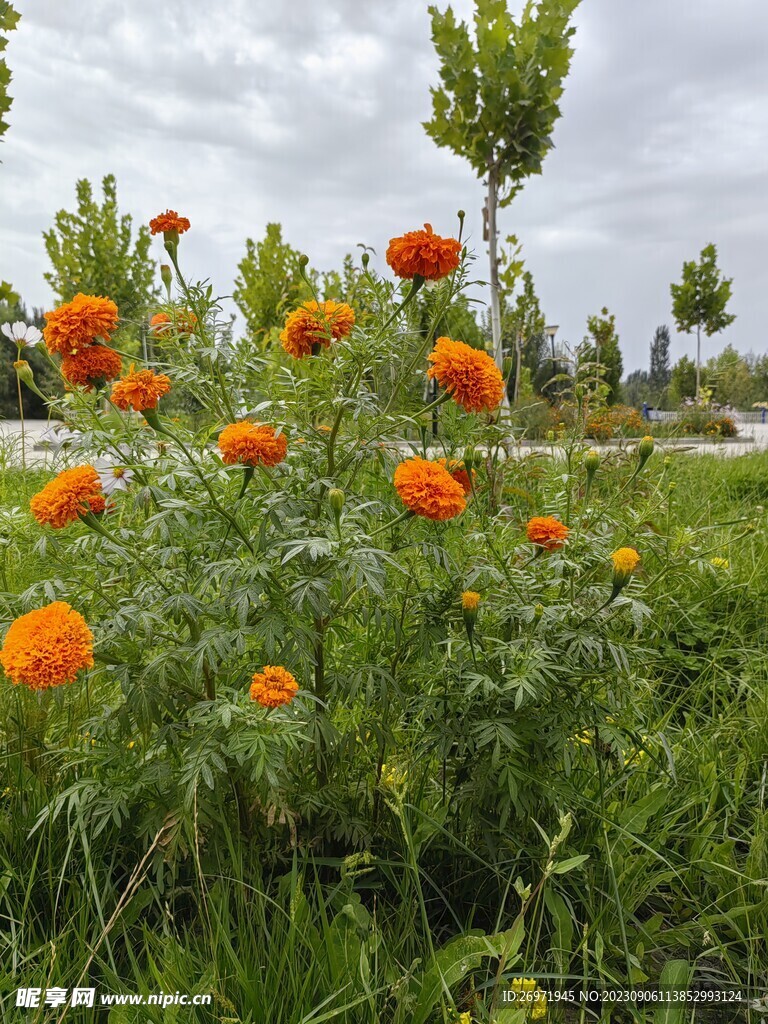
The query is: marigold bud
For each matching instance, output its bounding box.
[461,590,480,637]
[463,446,475,472]
[638,435,654,465]
[160,264,173,293]
[299,254,309,268]
[584,449,600,476]
[361,252,370,269]
[502,356,514,378]
[546,430,555,442]
[328,488,345,515]
[534,603,544,620]
[610,547,640,599]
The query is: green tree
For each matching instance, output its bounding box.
[649,324,671,400]
[504,270,545,403]
[670,243,736,398]
[43,175,156,341]
[233,223,313,347]
[424,0,579,370]
[623,369,650,409]
[584,307,623,403]
[668,354,698,406]
[0,1,20,142]
[705,345,752,409]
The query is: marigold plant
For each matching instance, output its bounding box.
[43,293,119,356]
[250,666,299,708]
[386,223,461,281]
[279,300,355,359]
[394,457,466,520]
[111,365,172,412]
[427,336,504,414]
[0,602,94,691]
[30,465,105,529]
[218,422,288,467]
[61,345,123,389]
[149,210,191,236]
[526,515,570,550]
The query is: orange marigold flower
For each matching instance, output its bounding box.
[428,336,504,414]
[111,365,171,412]
[279,300,355,359]
[393,457,466,521]
[437,457,475,495]
[149,210,190,236]
[527,516,570,551]
[461,590,481,611]
[61,345,123,389]
[250,665,299,708]
[386,223,462,281]
[43,293,119,357]
[218,421,288,467]
[0,601,94,691]
[150,310,198,336]
[30,465,105,529]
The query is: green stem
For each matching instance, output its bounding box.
[369,508,414,538]
[151,419,255,553]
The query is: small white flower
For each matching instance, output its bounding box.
[1,321,43,347]
[94,456,134,494]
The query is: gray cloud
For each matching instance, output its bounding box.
[1,0,766,372]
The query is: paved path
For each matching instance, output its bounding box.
[1,418,767,468]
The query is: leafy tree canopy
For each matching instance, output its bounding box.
[0,1,20,142]
[43,175,157,340]
[424,0,580,206]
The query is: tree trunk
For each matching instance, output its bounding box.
[487,165,502,372]
[695,324,701,398]
[513,332,522,404]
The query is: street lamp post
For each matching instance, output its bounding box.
[546,324,559,373]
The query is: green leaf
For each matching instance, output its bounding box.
[653,960,693,1024]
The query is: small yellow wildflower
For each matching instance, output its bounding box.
[380,763,407,788]
[710,557,730,570]
[509,978,547,1019]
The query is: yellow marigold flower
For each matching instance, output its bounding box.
[611,547,640,576]
[386,223,462,281]
[279,300,355,359]
[250,666,299,708]
[526,516,569,551]
[218,421,288,467]
[61,345,123,389]
[427,336,505,414]
[461,591,480,611]
[43,293,119,357]
[30,465,105,529]
[393,457,466,521]
[111,365,171,412]
[710,557,730,570]
[0,602,94,691]
[149,210,190,236]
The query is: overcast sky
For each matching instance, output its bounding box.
[2,0,766,372]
